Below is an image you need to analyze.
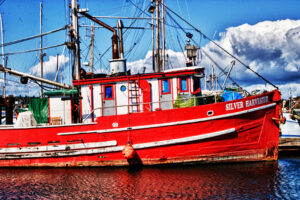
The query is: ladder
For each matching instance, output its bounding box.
[128,80,140,113]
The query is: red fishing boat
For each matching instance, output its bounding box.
[0,0,282,167]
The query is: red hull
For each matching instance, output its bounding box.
[0,90,280,167]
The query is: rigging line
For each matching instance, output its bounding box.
[127,0,151,18]
[0,78,20,84]
[184,0,191,21]
[53,45,67,82]
[0,25,68,47]
[98,2,150,62]
[164,4,278,89]
[0,43,66,56]
[0,0,6,6]
[32,79,55,91]
[176,35,187,62]
[201,49,241,88]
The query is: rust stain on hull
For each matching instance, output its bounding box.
[0,149,277,168]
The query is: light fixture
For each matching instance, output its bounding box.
[148,5,155,13]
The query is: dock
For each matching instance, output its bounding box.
[279,137,300,153]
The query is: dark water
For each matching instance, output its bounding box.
[0,157,299,200]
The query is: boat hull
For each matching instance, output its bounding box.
[0,91,280,167]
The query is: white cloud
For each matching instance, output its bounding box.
[127,19,300,98]
[202,19,300,83]
[30,54,69,79]
[127,49,186,74]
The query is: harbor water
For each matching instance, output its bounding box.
[0,156,299,199]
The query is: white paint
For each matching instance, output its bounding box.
[81,85,92,123]
[148,79,160,110]
[132,128,235,149]
[172,77,178,102]
[49,97,72,125]
[116,82,129,114]
[164,66,204,73]
[93,84,102,117]
[0,140,117,154]
[1,128,234,159]
[281,112,300,137]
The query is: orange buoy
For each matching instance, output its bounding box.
[122,143,135,159]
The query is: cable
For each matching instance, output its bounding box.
[165,4,278,89]
[0,43,66,56]
[0,26,68,47]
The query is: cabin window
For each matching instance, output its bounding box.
[161,79,171,94]
[104,85,114,100]
[180,77,189,92]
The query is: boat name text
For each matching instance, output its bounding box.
[226,96,269,111]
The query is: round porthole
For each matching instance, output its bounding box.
[120,85,126,92]
[207,110,214,116]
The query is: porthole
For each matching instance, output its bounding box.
[120,85,126,92]
[207,110,214,116]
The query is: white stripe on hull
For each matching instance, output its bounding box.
[58,103,275,136]
[0,128,235,159]
[0,140,117,154]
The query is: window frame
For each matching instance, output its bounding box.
[179,77,189,92]
[103,84,114,100]
[161,79,171,95]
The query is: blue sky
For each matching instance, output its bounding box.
[0,0,299,98]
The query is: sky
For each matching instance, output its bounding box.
[0,0,299,98]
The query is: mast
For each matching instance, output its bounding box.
[40,2,44,97]
[155,0,161,72]
[148,0,155,72]
[161,0,166,71]
[0,14,5,97]
[89,24,94,72]
[72,0,81,80]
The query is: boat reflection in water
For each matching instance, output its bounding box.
[0,157,299,199]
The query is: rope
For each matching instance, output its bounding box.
[0,25,68,47]
[0,43,66,56]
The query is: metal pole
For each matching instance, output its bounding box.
[222,60,235,89]
[0,65,73,89]
[0,14,5,97]
[55,54,59,84]
[117,20,124,59]
[89,24,94,72]
[72,0,81,80]
[161,0,166,71]
[155,0,160,72]
[151,1,155,72]
[40,2,44,97]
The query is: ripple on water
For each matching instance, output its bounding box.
[0,158,299,199]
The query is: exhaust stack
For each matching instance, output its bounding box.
[110,19,127,75]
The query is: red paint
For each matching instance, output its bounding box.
[139,80,151,112]
[0,66,281,167]
[0,90,280,167]
[73,67,205,86]
[89,85,94,122]
[48,98,51,124]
